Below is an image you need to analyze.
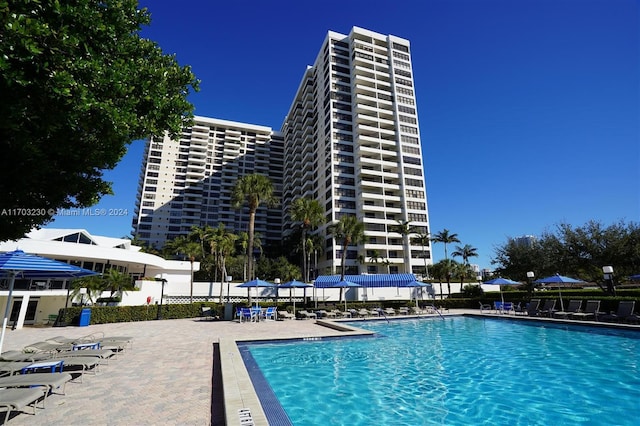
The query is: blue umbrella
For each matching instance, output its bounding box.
[0,250,98,354]
[237,279,275,306]
[328,280,360,311]
[279,280,313,315]
[629,274,640,281]
[483,277,521,305]
[534,274,584,311]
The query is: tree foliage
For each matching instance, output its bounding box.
[231,174,278,281]
[492,220,640,285]
[0,0,199,240]
[290,197,324,283]
[328,215,366,280]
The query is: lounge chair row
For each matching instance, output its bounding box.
[0,333,132,422]
[482,299,638,323]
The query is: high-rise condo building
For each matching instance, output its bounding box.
[133,26,431,277]
[281,27,431,277]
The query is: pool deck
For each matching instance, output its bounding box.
[1,309,637,425]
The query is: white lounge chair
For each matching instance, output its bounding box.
[0,372,73,402]
[277,310,295,320]
[298,310,317,319]
[0,387,47,423]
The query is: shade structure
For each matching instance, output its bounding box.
[0,250,98,354]
[483,277,521,305]
[279,280,313,315]
[399,281,432,309]
[236,279,275,306]
[327,279,360,311]
[534,274,585,311]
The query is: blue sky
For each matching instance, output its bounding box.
[47,0,639,270]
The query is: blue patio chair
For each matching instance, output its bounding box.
[240,307,256,323]
[502,302,514,314]
[493,301,504,313]
[263,306,277,321]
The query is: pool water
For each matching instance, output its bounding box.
[243,317,640,425]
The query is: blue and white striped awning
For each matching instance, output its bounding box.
[314,274,426,288]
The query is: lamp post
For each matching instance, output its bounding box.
[312,280,317,309]
[274,278,281,305]
[79,287,87,306]
[155,277,167,320]
[602,266,615,296]
[526,271,535,297]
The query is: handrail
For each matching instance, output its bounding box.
[376,308,390,323]
[429,305,445,320]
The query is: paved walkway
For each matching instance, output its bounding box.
[2,311,637,425]
[1,317,347,425]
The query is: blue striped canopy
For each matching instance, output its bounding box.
[0,250,98,279]
[314,274,418,289]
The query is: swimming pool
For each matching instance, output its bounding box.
[241,317,640,425]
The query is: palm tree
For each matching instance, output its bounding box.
[368,249,381,273]
[231,174,278,281]
[430,259,455,299]
[237,232,249,281]
[451,261,474,290]
[431,229,460,297]
[451,244,478,292]
[305,233,324,281]
[70,275,104,305]
[390,220,417,273]
[381,258,391,274]
[411,232,431,279]
[209,224,237,301]
[165,235,201,303]
[328,215,366,302]
[103,269,135,299]
[190,225,214,262]
[290,198,325,283]
[451,244,478,269]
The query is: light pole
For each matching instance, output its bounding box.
[274,278,281,305]
[526,271,535,297]
[225,276,232,303]
[79,287,87,306]
[602,266,615,296]
[155,277,167,320]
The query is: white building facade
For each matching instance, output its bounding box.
[0,229,198,327]
[133,117,284,250]
[281,27,432,277]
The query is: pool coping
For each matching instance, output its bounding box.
[220,312,640,425]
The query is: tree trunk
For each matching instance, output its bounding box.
[247,210,256,280]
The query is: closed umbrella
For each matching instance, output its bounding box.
[0,250,98,354]
[279,280,313,315]
[534,274,584,311]
[483,277,521,305]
